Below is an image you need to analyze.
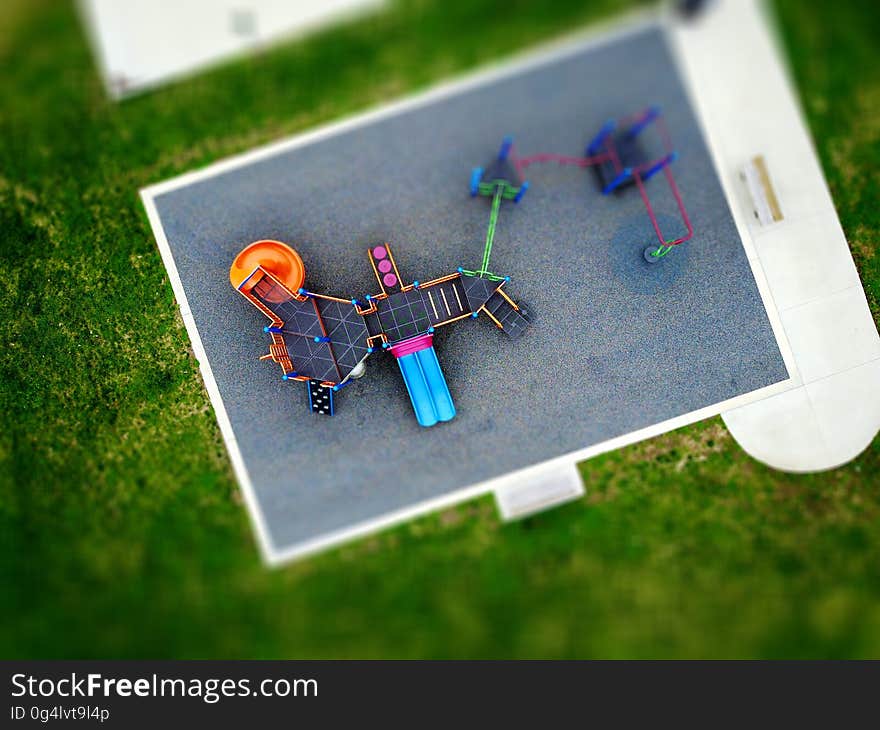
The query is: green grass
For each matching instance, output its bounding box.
[1,0,878,658]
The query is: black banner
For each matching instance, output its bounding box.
[2,661,878,727]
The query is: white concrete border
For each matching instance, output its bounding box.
[142,5,805,565]
[669,0,880,472]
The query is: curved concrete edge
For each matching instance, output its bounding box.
[673,0,880,473]
[722,359,880,473]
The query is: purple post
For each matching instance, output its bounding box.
[498,136,513,161]
[586,120,616,156]
[641,152,677,181]
[625,106,661,140]
[602,167,632,195]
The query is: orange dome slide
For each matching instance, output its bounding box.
[229,240,306,301]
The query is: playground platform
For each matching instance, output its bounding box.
[143,19,794,561]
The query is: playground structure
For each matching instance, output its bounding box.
[230,107,693,426]
[230,239,529,427]
[470,105,693,264]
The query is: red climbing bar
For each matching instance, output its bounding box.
[514,152,610,174]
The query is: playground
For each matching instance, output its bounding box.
[149,24,788,557]
[4,0,880,660]
[227,105,692,430]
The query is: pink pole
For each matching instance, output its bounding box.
[515,152,610,170]
[633,167,694,247]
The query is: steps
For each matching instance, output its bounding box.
[483,291,530,339]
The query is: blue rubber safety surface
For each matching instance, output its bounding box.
[151,24,789,555]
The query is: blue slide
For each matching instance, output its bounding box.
[396,346,456,427]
